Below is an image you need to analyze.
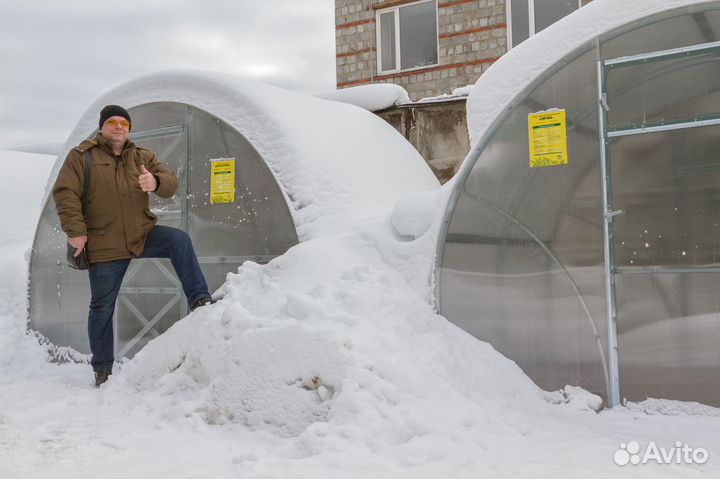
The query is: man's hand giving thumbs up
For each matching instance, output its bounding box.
[138,164,157,192]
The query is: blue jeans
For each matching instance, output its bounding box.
[87,225,210,372]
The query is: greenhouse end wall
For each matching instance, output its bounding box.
[438,3,720,407]
[29,102,298,358]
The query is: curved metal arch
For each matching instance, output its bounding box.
[458,187,611,398]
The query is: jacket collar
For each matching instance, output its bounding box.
[74,134,135,159]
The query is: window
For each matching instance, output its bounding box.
[507,0,582,49]
[376,0,439,74]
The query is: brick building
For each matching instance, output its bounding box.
[336,0,592,100]
[335,1,591,182]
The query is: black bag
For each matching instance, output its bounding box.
[67,243,89,270]
[67,152,92,270]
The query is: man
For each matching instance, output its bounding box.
[53,105,214,387]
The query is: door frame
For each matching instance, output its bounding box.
[597,39,720,407]
[114,124,188,358]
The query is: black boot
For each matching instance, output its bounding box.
[94,370,112,387]
[190,297,216,311]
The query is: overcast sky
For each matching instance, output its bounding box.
[0,0,336,149]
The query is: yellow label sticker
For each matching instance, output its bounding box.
[210,158,235,204]
[528,110,568,168]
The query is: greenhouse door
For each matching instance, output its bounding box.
[599,41,720,407]
[115,126,188,358]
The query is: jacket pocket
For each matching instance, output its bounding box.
[87,213,115,236]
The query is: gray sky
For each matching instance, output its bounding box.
[0,0,336,149]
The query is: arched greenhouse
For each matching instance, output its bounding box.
[30,71,439,359]
[436,0,720,407]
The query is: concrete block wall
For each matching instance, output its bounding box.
[335,1,377,90]
[336,0,593,183]
[336,0,508,101]
[378,99,471,183]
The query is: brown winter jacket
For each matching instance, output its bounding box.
[52,133,178,264]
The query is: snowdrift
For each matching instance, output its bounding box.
[118,230,547,439]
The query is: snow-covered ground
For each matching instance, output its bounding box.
[5,0,720,472]
[1,146,719,477]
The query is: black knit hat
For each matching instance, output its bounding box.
[99,105,131,129]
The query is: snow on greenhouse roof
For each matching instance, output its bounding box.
[466,0,715,148]
[46,70,438,240]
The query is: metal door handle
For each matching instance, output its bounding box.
[606,209,625,220]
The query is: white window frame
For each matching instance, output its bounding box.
[506,0,583,50]
[376,0,440,75]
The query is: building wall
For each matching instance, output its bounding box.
[377,99,470,184]
[336,0,507,101]
[336,0,594,182]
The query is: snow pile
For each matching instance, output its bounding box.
[466,0,712,146]
[317,83,410,111]
[390,189,444,239]
[451,85,473,97]
[0,150,55,368]
[545,386,604,413]
[46,71,438,241]
[118,221,546,438]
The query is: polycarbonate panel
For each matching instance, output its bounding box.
[399,0,438,70]
[460,47,603,264]
[463,48,598,208]
[606,50,720,130]
[441,196,607,396]
[616,272,720,406]
[132,129,185,215]
[186,107,297,259]
[121,258,179,289]
[129,102,187,131]
[197,262,244,292]
[440,38,606,397]
[115,291,182,358]
[610,125,720,268]
[29,198,91,353]
[440,44,607,398]
[601,8,720,61]
[28,101,298,357]
[439,2,720,406]
[108,121,188,357]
